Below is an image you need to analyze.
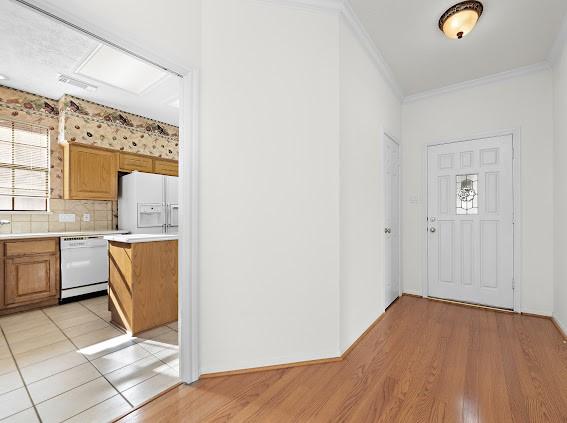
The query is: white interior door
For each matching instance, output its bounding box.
[427,135,514,309]
[384,135,400,308]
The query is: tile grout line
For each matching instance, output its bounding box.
[52,302,179,402]
[2,299,179,420]
[59,393,125,423]
[9,304,109,375]
[76,299,128,336]
[0,326,43,423]
[37,303,173,391]
[40,307,137,410]
[77,299,182,399]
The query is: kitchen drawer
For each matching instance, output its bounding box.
[119,153,154,173]
[5,239,59,257]
[153,159,178,176]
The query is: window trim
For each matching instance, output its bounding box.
[0,118,51,213]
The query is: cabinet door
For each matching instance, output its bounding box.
[153,159,179,177]
[66,145,118,200]
[119,153,153,173]
[0,255,4,310]
[5,254,59,306]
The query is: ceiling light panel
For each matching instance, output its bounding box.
[76,44,168,95]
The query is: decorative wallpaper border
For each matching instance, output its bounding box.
[59,95,179,160]
[0,84,180,197]
[59,95,179,139]
[0,85,59,119]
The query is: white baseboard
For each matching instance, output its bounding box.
[552,315,567,338]
[402,289,423,297]
[521,308,552,317]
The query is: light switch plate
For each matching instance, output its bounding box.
[58,213,76,223]
[83,213,91,222]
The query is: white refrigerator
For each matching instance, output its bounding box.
[118,172,178,234]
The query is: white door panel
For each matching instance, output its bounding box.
[427,135,514,309]
[135,172,165,204]
[165,176,178,204]
[384,136,400,308]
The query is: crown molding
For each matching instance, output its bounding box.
[337,1,404,100]
[257,0,345,11]
[549,12,567,65]
[258,0,404,100]
[403,62,551,105]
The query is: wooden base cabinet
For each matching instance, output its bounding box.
[5,255,59,306]
[0,239,60,315]
[108,240,177,334]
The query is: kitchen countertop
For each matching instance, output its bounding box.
[104,233,178,244]
[0,230,128,241]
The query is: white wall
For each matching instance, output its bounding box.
[199,0,341,373]
[553,37,567,331]
[338,19,401,352]
[402,69,555,315]
[39,0,404,375]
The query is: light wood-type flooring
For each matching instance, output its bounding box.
[119,295,567,422]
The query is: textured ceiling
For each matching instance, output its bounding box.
[0,1,179,125]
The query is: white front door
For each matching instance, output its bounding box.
[384,135,400,308]
[427,135,514,309]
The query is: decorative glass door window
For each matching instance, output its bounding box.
[456,174,478,215]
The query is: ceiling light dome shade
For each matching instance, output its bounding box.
[439,1,483,40]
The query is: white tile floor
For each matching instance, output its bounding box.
[0,296,180,423]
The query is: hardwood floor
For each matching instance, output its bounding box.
[118,296,567,422]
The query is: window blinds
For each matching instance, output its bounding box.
[0,119,50,211]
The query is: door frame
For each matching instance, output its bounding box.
[14,0,201,382]
[383,131,402,310]
[421,128,522,312]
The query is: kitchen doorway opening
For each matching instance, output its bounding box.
[0,1,199,421]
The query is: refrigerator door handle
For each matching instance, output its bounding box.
[165,204,179,228]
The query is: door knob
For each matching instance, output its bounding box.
[429,227,436,233]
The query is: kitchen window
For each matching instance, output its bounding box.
[0,119,50,212]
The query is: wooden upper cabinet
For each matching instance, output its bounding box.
[5,254,59,306]
[64,144,118,200]
[154,159,179,177]
[63,144,178,201]
[119,153,154,173]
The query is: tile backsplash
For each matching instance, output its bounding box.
[0,199,117,234]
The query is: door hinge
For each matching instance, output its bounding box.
[512,279,515,290]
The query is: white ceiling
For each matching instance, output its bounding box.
[350,0,567,96]
[0,1,179,125]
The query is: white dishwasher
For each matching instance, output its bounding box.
[60,236,109,300]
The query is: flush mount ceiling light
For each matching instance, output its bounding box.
[76,44,168,95]
[439,1,483,40]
